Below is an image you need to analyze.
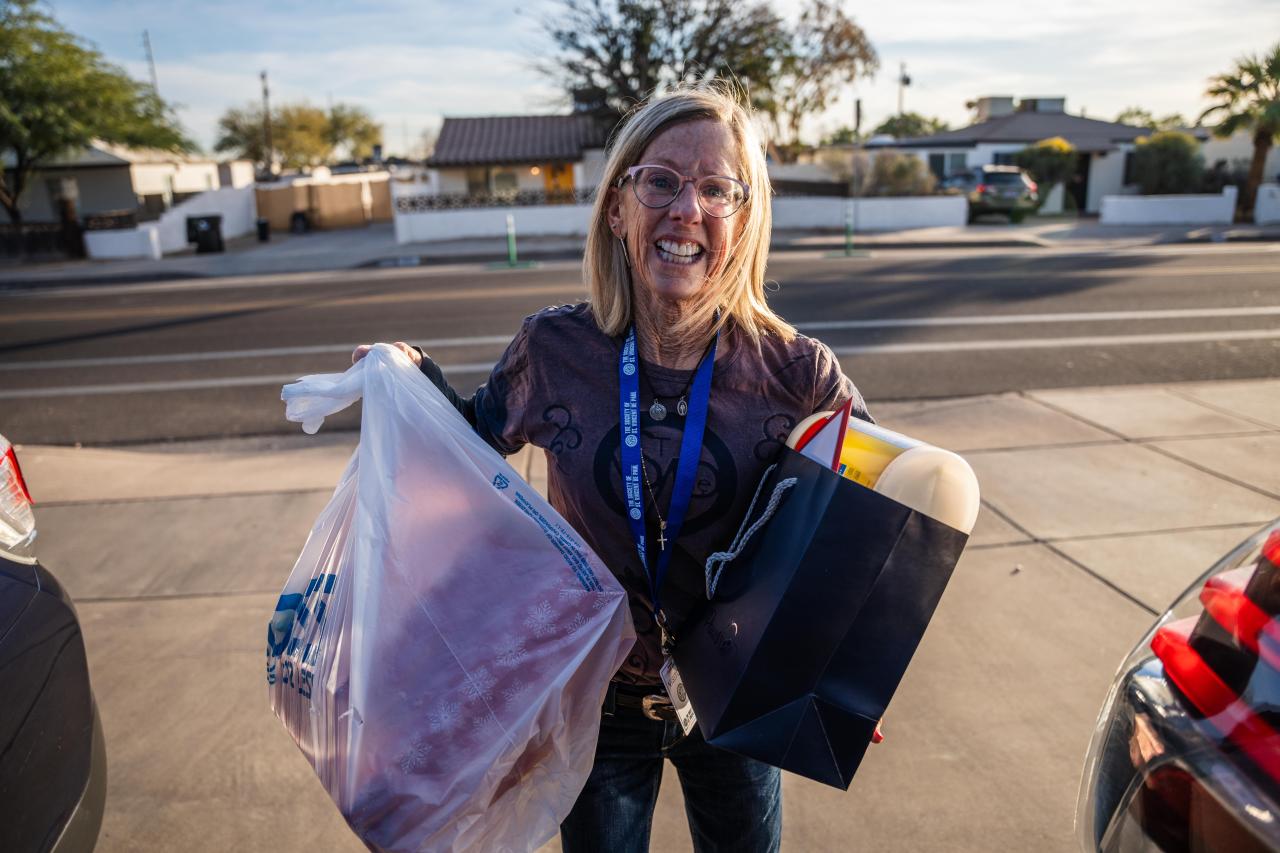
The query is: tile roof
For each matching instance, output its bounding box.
[428,114,611,167]
[867,112,1210,152]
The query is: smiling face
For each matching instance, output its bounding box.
[607,119,743,307]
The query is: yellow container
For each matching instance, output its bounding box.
[836,421,920,488]
[787,410,980,534]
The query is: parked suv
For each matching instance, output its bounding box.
[1077,519,1280,852]
[0,435,106,852]
[943,165,1039,223]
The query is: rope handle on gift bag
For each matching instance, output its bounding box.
[704,462,798,599]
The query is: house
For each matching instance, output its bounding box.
[1201,129,1280,182]
[864,96,1210,213]
[1,140,253,224]
[426,114,609,200]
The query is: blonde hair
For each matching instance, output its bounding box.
[584,83,795,346]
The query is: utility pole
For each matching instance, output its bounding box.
[897,62,911,116]
[142,30,159,94]
[260,70,273,176]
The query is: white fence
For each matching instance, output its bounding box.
[84,185,258,260]
[84,225,163,260]
[1255,183,1280,226]
[392,184,966,245]
[772,196,966,230]
[393,197,593,245]
[1099,186,1237,226]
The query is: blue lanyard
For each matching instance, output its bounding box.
[618,323,718,624]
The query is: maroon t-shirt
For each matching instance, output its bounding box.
[437,302,870,685]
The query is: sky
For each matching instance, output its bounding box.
[47,0,1280,157]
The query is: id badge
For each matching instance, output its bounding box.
[659,656,698,735]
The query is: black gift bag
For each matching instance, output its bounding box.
[671,446,970,789]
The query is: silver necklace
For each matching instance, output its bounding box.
[640,456,668,551]
[642,340,712,421]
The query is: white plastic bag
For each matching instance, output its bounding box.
[269,344,634,852]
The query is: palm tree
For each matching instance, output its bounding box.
[1199,43,1280,221]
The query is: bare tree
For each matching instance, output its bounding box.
[540,0,788,121]
[759,0,877,162]
[538,0,877,161]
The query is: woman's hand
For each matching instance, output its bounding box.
[351,342,423,367]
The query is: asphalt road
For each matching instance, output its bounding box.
[2,243,1278,445]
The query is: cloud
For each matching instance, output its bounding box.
[49,0,1280,152]
[128,42,562,153]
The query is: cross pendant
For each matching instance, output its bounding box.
[657,521,667,551]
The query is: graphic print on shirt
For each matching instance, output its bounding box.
[541,404,582,469]
[754,412,797,461]
[590,415,739,539]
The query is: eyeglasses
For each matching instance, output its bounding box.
[617,165,750,218]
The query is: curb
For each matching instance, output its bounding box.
[0,270,208,292]
[2,232,1275,291]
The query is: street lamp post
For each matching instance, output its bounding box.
[261,71,273,177]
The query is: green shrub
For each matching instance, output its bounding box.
[867,151,937,196]
[1130,131,1205,194]
[1014,137,1078,200]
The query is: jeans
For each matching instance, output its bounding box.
[559,702,782,853]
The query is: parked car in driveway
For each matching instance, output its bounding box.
[942,165,1039,223]
[1077,518,1280,852]
[0,434,105,852]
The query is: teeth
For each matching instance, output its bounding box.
[655,239,704,263]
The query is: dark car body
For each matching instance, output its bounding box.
[943,165,1039,222]
[1077,519,1280,852]
[0,438,106,852]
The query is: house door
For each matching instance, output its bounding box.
[1068,153,1091,214]
[542,163,574,201]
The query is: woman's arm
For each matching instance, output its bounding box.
[351,334,529,456]
[412,346,477,426]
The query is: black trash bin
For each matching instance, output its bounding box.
[256,217,270,242]
[186,215,224,253]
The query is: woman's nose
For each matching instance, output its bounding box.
[668,181,702,222]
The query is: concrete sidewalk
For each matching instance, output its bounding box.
[3,218,1278,289]
[14,377,1280,851]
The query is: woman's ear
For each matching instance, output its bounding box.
[605,186,625,237]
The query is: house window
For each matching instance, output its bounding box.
[928,153,946,179]
[465,168,489,195]
[992,152,1017,166]
[492,170,518,194]
[947,153,967,175]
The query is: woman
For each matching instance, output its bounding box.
[355,85,870,852]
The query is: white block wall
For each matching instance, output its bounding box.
[392,191,966,244]
[1100,186,1237,225]
[84,225,162,260]
[771,196,967,230]
[1254,183,1280,225]
[1086,150,1128,215]
[84,185,257,260]
[393,182,595,243]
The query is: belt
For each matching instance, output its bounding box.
[604,681,677,722]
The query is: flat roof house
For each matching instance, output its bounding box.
[866,96,1209,213]
[426,114,610,202]
[1,140,253,224]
